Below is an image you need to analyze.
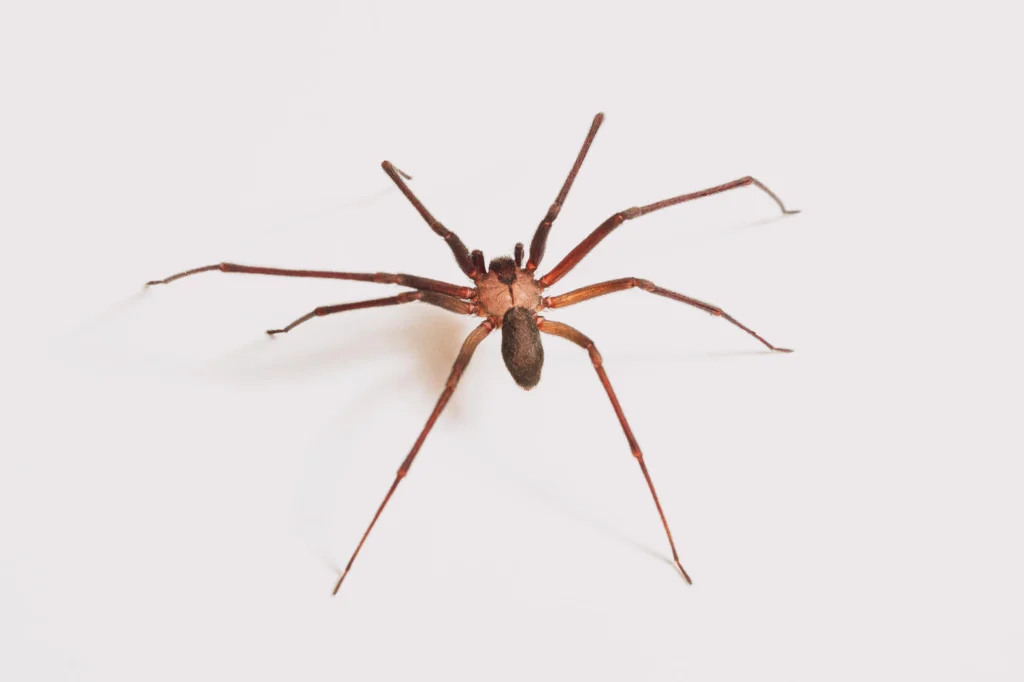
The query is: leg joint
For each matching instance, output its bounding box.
[397,291,423,303]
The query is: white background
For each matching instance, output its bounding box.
[1,1,1021,680]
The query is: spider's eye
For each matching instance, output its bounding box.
[501,307,544,390]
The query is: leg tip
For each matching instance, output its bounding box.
[332,572,348,596]
[783,208,802,215]
[266,329,282,337]
[774,347,794,353]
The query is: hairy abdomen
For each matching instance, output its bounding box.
[501,307,544,389]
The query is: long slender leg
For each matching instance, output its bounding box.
[544,278,791,352]
[381,161,478,280]
[267,291,475,336]
[333,319,494,595]
[526,113,605,273]
[536,317,692,584]
[540,176,800,287]
[145,262,474,299]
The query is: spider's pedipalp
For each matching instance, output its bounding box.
[471,250,487,277]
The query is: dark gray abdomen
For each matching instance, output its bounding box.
[501,307,544,389]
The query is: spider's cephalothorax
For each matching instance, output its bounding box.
[145,112,800,598]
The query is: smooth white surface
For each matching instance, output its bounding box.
[1,2,1021,680]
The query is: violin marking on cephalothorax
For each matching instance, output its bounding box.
[475,258,544,322]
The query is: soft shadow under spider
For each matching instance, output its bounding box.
[141,112,800,600]
[610,347,789,367]
[494,464,675,570]
[59,291,149,341]
[724,211,795,235]
[204,310,466,389]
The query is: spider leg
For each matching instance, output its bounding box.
[145,263,474,299]
[526,113,605,272]
[544,278,791,352]
[267,291,475,336]
[380,161,479,280]
[333,319,494,595]
[539,176,799,288]
[536,317,692,584]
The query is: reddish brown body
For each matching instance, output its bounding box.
[475,255,546,388]
[145,113,799,598]
[475,260,544,319]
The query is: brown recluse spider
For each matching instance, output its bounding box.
[145,113,800,595]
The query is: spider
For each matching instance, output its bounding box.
[146,113,799,595]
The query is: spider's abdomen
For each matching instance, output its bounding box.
[501,307,544,390]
